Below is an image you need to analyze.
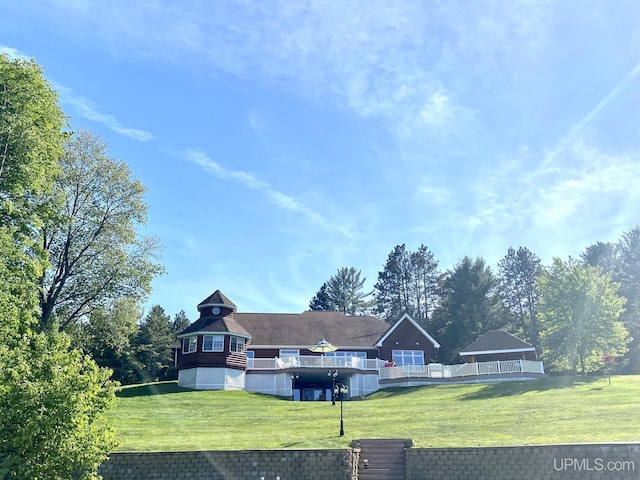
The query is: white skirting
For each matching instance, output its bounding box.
[178,367,246,390]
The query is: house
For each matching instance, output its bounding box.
[176,290,545,399]
[176,290,440,398]
[459,330,538,363]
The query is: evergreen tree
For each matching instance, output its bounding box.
[309,267,373,315]
[374,244,441,325]
[431,256,508,363]
[498,247,542,351]
[135,305,175,382]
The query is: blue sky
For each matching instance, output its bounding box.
[2,1,640,319]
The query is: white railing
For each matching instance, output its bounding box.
[249,355,384,371]
[378,359,545,381]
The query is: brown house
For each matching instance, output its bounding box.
[176,290,441,398]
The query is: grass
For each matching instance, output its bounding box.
[108,375,640,452]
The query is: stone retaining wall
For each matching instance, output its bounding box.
[99,443,640,480]
[99,449,354,480]
[407,443,640,480]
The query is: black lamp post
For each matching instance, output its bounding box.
[334,382,348,436]
[290,373,299,401]
[327,370,338,405]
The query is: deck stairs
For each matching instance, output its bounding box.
[353,438,412,480]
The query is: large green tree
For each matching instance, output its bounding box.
[0,54,66,230]
[0,332,117,479]
[431,256,508,363]
[38,130,164,332]
[374,244,441,325]
[0,56,117,479]
[538,258,629,375]
[309,267,373,315]
[498,246,542,351]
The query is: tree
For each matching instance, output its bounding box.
[614,227,640,373]
[309,267,373,315]
[80,297,144,385]
[374,244,441,325]
[431,256,508,363]
[135,305,176,382]
[309,282,332,311]
[581,241,617,272]
[38,130,164,332]
[538,258,629,375]
[498,247,542,351]
[0,54,66,343]
[0,56,118,479]
[0,332,117,479]
[0,54,66,231]
[172,310,191,335]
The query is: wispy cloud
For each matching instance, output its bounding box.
[28,1,552,140]
[185,149,353,238]
[55,85,153,142]
[0,45,29,60]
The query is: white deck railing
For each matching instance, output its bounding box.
[249,356,544,379]
[249,355,385,371]
[378,359,544,380]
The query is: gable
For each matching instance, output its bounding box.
[375,313,440,349]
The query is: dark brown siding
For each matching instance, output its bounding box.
[378,320,438,363]
[248,348,378,359]
[178,335,247,371]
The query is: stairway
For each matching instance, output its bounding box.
[354,439,412,480]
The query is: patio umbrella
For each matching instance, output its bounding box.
[308,338,338,354]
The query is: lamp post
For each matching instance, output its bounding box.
[290,373,299,401]
[334,382,348,436]
[327,370,338,405]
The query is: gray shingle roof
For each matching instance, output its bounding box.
[235,311,390,347]
[197,290,237,310]
[178,314,250,337]
[460,330,534,355]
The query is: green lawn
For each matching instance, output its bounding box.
[108,375,640,452]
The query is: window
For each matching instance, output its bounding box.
[279,349,300,358]
[325,351,366,360]
[325,351,366,366]
[230,336,245,353]
[203,335,224,352]
[392,350,424,366]
[182,336,197,354]
[246,351,254,368]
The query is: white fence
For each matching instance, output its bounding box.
[378,359,545,381]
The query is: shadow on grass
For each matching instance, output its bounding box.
[459,376,602,400]
[116,381,192,398]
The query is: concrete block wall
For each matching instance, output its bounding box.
[406,444,640,480]
[99,449,354,480]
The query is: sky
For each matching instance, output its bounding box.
[2,1,640,320]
